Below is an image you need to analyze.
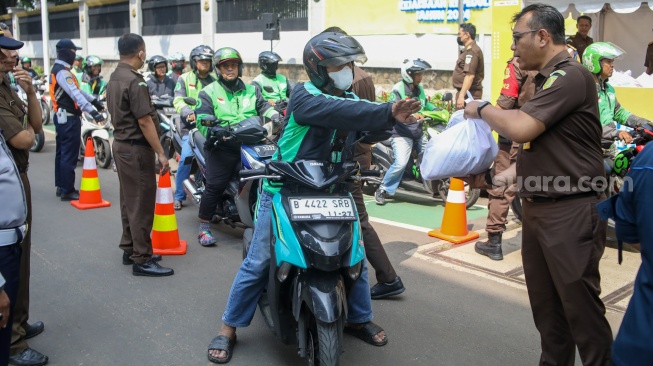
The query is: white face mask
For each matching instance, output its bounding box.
[138,51,147,71]
[328,65,353,91]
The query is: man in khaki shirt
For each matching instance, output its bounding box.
[452,23,484,109]
[566,15,593,59]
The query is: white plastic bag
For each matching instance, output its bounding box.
[420,111,498,180]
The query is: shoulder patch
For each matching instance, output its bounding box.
[543,76,558,90]
[465,55,473,64]
[66,76,74,85]
[138,82,148,87]
[550,70,566,77]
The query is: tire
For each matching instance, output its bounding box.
[40,99,51,125]
[511,196,522,222]
[307,318,341,366]
[94,138,112,169]
[438,179,481,209]
[30,129,45,152]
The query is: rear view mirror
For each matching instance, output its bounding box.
[183,97,197,106]
[263,86,274,93]
[442,92,453,102]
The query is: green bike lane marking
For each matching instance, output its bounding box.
[363,192,488,231]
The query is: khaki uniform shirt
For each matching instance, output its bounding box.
[0,75,28,168]
[452,40,484,92]
[517,51,603,198]
[106,62,159,142]
[645,42,653,74]
[566,33,593,59]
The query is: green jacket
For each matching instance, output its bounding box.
[80,76,107,96]
[173,71,217,137]
[389,81,435,112]
[72,68,84,85]
[252,73,290,101]
[195,78,276,136]
[598,80,648,141]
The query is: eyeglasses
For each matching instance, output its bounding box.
[512,30,538,45]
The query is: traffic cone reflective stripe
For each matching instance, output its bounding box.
[71,138,111,210]
[428,177,479,244]
[151,171,187,255]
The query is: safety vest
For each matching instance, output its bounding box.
[253,73,288,101]
[50,62,80,114]
[200,81,260,128]
[174,71,216,137]
[391,81,432,112]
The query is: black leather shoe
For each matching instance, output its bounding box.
[60,190,80,201]
[8,348,48,366]
[122,252,162,265]
[23,321,45,340]
[133,260,174,277]
[55,187,61,197]
[371,276,405,300]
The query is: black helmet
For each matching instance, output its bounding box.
[303,32,367,89]
[214,47,243,77]
[258,51,282,73]
[401,58,431,84]
[148,55,168,73]
[189,45,214,73]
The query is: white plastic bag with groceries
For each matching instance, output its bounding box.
[420,109,498,180]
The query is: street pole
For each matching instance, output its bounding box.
[41,0,50,79]
[458,0,464,24]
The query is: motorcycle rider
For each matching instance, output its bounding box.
[172,45,217,211]
[582,42,651,146]
[206,31,421,364]
[20,57,39,79]
[167,51,185,83]
[146,55,175,99]
[80,55,107,97]
[375,58,435,205]
[72,54,84,84]
[251,51,290,106]
[194,47,279,246]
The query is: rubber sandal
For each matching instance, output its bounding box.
[208,334,237,364]
[344,321,388,346]
[174,200,182,211]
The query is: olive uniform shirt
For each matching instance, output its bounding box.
[0,75,29,169]
[452,40,484,93]
[645,41,653,75]
[106,62,160,143]
[517,50,603,199]
[566,33,593,59]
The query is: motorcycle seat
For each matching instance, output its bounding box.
[193,130,207,159]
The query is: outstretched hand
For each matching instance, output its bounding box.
[392,99,421,124]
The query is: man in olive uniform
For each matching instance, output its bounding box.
[0,28,49,366]
[453,23,484,110]
[566,15,593,59]
[645,32,653,75]
[475,56,537,261]
[465,5,613,364]
[106,33,173,277]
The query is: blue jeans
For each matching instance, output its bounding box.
[174,135,192,201]
[380,135,427,195]
[222,191,373,327]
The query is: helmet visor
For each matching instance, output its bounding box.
[318,53,367,68]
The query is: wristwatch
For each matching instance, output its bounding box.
[477,101,491,119]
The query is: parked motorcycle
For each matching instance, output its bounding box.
[32,79,51,125]
[80,98,112,168]
[604,124,653,197]
[240,159,378,366]
[151,95,178,160]
[11,82,45,152]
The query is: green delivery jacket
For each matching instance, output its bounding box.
[389,80,434,139]
[252,73,290,102]
[598,80,649,142]
[173,71,217,137]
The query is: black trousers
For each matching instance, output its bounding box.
[54,114,81,194]
[0,243,21,365]
[199,147,241,221]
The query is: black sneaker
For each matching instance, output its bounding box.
[375,189,386,205]
[371,276,406,300]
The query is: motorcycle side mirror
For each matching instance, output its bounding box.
[263,86,274,93]
[183,97,197,106]
[442,92,453,102]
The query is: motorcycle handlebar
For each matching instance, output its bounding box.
[239,168,266,179]
[360,169,382,177]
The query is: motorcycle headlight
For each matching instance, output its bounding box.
[244,151,265,170]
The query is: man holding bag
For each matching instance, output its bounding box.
[464,4,612,364]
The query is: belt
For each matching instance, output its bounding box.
[0,224,27,247]
[60,109,81,117]
[17,164,28,173]
[116,139,150,147]
[524,191,598,203]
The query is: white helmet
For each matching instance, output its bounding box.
[401,58,431,83]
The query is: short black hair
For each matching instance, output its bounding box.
[0,23,8,31]
[118,33,145,56]
[577,15,592,25]
[459,23,476,40]
[512,3,566,45]
[322,26,347,35]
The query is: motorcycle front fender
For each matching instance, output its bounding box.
[293,270,346,324]
[91,129,110,141]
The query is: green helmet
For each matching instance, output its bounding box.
[582,42,625,74]
[21,57,31,64]
[213,47,243,77]
[83,55,103,75]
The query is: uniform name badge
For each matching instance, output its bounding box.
[523,141,531,150]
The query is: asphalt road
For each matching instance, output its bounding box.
[21,131,624,366]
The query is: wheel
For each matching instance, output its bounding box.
[40,99,51,125]
[438,179,480,209]
[511,196,522,222]
[30,129,45,152]
[94,138,112,169]
[307,317,342,366]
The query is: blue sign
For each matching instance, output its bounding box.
[399,0,490,23]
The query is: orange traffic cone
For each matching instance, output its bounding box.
[71,138,111,210]
[151,171,187,255]
[428,178,479,244]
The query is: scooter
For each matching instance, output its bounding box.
[80,98,112,169]
[32,79,51,125]
[240,157,379,366]
[11,82,45,153]
[604,124,653,197]
[151,95,178,160]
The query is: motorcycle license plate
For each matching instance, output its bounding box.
[164,107,177,115]
[288,197,356,221]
